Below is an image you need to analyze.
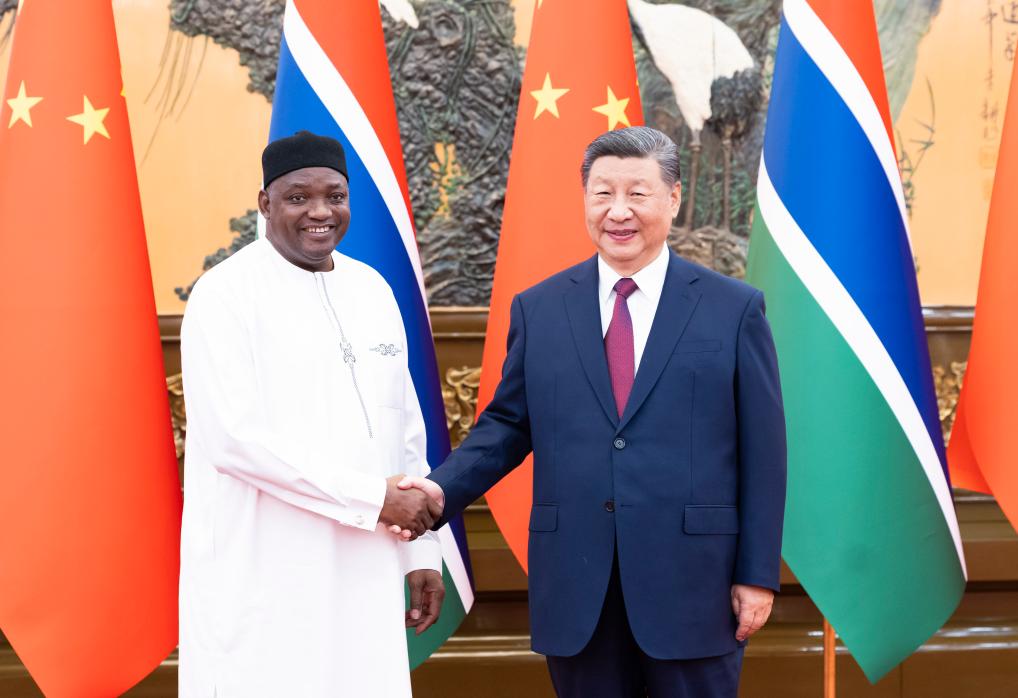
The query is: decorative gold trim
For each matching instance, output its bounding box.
[166,367,484,456]
[443,366,482,448]
[167,373,187,464]
[933,361,967,444]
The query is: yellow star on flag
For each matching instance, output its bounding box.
[6,81,43,128]
[530,73,569,120]
[592,86,631,130]
[66,95,110,144]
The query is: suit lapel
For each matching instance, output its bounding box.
[617,252,701,433]
[563,256,619,426]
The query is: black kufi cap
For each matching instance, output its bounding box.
[262,130,348,188]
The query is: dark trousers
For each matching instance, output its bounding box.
[545,555,744,698]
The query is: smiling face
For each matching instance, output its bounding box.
[583,155,681,276]
[259,166,350,272]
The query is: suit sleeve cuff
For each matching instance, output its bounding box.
[733,569,781,593]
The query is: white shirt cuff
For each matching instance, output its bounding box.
[398,530,443,574]
[334,472,386,532]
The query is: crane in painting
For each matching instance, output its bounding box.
[380,0,420,28]
[628,0,760,230]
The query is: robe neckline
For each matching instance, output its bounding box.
[261,235,341,280]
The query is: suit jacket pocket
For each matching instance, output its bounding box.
[529,504,558,532]
[675,340,722,353]
[683,505,739,534]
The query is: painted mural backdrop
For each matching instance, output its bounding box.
[0,0,1008,311]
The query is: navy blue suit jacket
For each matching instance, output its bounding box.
[430,251,787,660]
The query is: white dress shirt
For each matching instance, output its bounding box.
[598,244,670,372]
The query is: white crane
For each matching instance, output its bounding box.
[628,0,755,228]
[379,0,419,28]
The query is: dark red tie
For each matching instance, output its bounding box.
[605,278,638,417]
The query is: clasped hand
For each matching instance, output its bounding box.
[378,475,445,541]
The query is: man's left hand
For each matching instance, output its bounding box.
[731,584,774,642]
[406,569,445,635]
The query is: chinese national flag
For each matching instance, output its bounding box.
[0,2,182,696]
[479,0,642,570]
[948,59,1018,531]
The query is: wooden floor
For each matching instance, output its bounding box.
[3,585,1018,698]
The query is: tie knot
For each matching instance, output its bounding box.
[614,277,638,299]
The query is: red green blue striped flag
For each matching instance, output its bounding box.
[268,0,474,668]
[746,0,966,682]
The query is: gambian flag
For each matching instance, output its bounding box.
[268,0,474,667]
[745,0,966,682]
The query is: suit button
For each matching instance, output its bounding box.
[613,437,626,450]
[605,500,615,513]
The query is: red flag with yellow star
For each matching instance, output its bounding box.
[478,0,642,570]
[0,2,182,695]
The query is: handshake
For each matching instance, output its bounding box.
[378,475,446,541]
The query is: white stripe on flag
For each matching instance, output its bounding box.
[282,0,427,303]
[756,158,966,573]
[782,0,910,238]
[438,526,475,611]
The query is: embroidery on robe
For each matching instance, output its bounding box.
[370,343,403,357]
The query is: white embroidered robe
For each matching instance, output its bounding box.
[178,237,440,697]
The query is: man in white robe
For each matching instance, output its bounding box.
[179,131,446,697]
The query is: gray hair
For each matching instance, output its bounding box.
[580,126,681,188]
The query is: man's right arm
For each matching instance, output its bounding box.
[426,294,534,525]
[182,284,433,534]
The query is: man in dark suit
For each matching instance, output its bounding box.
[398,126,786,697]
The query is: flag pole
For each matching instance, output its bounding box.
[823,617,836,698]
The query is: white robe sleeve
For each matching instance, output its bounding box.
[182,284,386,531]
[396,351,443,574]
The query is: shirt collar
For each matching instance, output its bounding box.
[597,244,670,306]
